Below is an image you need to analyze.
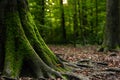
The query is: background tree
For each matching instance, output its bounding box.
[95,0,98,28]
[73,0,79,47]
[81,0,88,44]
[60,0,67,43]
[100,0,120,51]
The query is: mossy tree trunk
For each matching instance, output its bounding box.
[0,0,89,79]
[0,0,67,79]
[101,0,120,51]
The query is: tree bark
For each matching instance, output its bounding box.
[0,0,64,79]
[0,0,87,79]
[0,0,6,72]
[101,0,120,51]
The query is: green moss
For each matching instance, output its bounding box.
[4,13,17,78]
[3,10,25,78]
[18,7,65,70]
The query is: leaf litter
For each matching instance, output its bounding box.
[49,44,120,80]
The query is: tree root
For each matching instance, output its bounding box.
[1,76,17,80]
[62,72,89,80]
[104,67,120,72]
[76,64,93,68]
[98,47,119,53]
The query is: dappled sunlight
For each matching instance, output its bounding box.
[63,0,67,4]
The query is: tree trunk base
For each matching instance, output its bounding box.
[0,0,89,80]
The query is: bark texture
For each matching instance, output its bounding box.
[0,0,65,79]
[0,0,89,80]
[101,0,120,51]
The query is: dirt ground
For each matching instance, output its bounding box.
[48,44,120,80]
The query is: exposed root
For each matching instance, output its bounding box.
[62,72,89,80]
[1,76,17,80]
[104,67,120,72]
[98,47,119,53]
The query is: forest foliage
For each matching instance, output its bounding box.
[29,0,106,45]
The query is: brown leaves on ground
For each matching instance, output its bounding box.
[49,44,120,80]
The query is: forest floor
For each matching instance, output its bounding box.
[48,44,120,80]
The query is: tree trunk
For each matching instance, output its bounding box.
[0,0,6,72]
[60,0,67,43]
[101,0,120,51]
[0,0,88,79]
[73,0,78,47]
[81,0,88,44]
[0,0,64,79]
[95,0,98,28]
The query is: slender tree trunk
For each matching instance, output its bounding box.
[95,0,98,28]
[95,0,99,39]
[89,0,94,41]
[90,0,94,29]
[60,0,67,43]
[81,0,87,44]
[78,0,85,45]
[73,0,78,47]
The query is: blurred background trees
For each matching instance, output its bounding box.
[29,0,106,45]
